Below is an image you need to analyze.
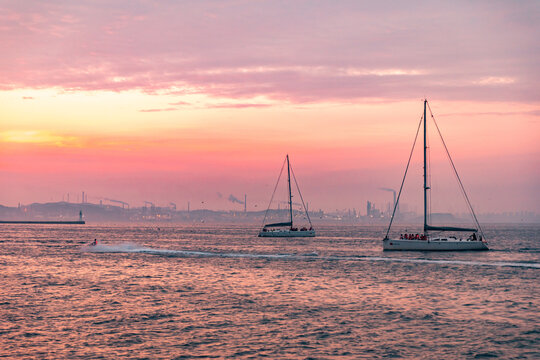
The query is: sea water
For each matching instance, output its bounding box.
[0,224,538,359]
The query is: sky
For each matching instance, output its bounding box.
[1,0,539,214]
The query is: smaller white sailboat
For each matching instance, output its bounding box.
[259,155,315,237]
[383,99,488,251]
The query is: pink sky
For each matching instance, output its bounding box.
[0,0,539,213]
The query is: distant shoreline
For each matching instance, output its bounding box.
[0,220,85,224]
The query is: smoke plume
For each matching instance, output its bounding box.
[228,194,244,204]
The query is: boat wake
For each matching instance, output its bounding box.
[82,243,300,259]
[82,244,540,269]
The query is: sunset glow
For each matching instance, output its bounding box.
[1,1,538,213]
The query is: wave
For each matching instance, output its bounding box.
[357,256,540,269]
[518,248,540,253]
[82,244,540,269]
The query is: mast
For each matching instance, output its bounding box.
[286,154,293,227]
[423,99,428,233]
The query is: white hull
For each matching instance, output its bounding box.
[383,238,488,251]
[258,230,315,237]
[383,100,489,252]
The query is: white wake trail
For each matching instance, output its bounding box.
[82,244,540,269]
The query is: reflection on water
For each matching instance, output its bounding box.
[0,224,538,359]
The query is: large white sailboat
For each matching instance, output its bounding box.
[258,155,315,237]
[383,100,488,251]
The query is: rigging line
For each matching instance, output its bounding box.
[260,157,287,229]
[384,114,424,239]
[289,164,313,227]
[426,102,485,239]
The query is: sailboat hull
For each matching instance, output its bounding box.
[259,155,316,238]
[383,238,488,251]
[258,230,315,237]
[383,100,489,252]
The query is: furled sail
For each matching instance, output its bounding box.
[263,221,292,228]
[424,225,477,232]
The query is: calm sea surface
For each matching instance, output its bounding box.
[0,224,538,359]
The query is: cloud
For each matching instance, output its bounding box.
[167,100,274,109]
[168,100,191,106]
[0,1,538,103]
[207,102,273,109]
[138,107,177,112]
[439,110,540,117]
[474,77,516,85]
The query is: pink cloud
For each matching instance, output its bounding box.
[207,103,272,109]
[138,107,177,113]
[439,110,540,117]
[168,100,191,106]
[166,100,272,109]
[0,1,537,103]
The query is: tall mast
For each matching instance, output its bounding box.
[286,154,293,226]
[423,99,428,232]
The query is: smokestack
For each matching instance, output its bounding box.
[82,191,85,204]
[244,194,247,213]
[187,201,190,213]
